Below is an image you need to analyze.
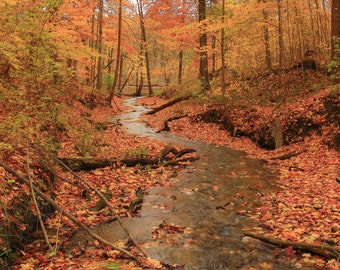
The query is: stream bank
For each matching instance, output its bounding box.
[138,91,340,269]
[70,98,300,269]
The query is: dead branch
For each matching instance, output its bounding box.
[175,148,196,159]
[244,232,340,259]
[0,160,142,264]
[26,145,54,252]
[157,114,188,132]
[158,144,178,161]
[146,95,192,115]
[269,152,301,160]
[56,158,147,257]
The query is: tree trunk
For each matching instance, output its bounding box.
[136,73,143,96]
[198,0,210,91]
[331,0,340,80]
[178,0,186,86]
[220,0,226,96]
[212,35,216,74]
[178,50,183,85]
[277,0,284,67]
[109,0,122,102]
[90,14,96,88]
[272,117,283,149]
[96,0,104,91]
[117,54,124,94]
[137,0,153,96]
[262,0,272,70]
[286,0,294,64]
[108,47,113,74]
[120,66,134,93]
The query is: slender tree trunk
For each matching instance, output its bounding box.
[322,0,330,47]
[90,13,96,88]
[137,0,153,96]
[198,0,210,91]
[277,0,284,67]
[178,50,183,85]
[136,73,143,96]
[118,54,124,93]
[109,0,122,102]
[178,0,186,86]
[96,0,103,91]
[286,0,294,64]
[331,0,340,80]
[212,35,216,74]
[262,0,272,70]
[220,0,226,95]
[314,0,327,48]
[108,47,113,74]
[136,38,144,96]
[120,66,134,93]
[308,0,317,50]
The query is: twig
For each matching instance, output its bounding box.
[111,95,122,111]
[55,158,147,257]
[244,232,340,259]
[25,143,54,253]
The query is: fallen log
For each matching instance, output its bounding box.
[120,157,158,167]
[244,232,340,259]
[60,145,198,171]
[59,158,112,171]
[146,95,192,115]
[270,152,300,160]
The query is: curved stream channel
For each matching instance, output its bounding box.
[98,98,296,269]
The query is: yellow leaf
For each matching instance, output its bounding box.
[259,262,273,269]
[19,263,34,270]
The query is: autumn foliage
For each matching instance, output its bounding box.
[0,0,340,269]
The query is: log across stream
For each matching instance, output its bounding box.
[73,98,303,269]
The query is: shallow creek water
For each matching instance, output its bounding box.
[105,98,297,269]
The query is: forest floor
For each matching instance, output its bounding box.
[1,72,340,269]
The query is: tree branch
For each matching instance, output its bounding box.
[244,232,340,259]
[0,160,142,264]
[146,95,192,115]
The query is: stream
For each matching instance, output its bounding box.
[104,98,297,269]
